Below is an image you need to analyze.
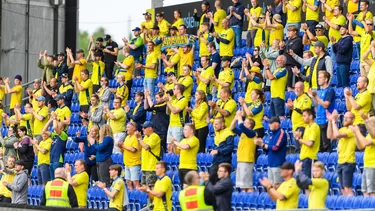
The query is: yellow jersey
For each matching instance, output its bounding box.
[276,178,300,209]
[248,6,263,30]
[33,106,49,135]
[119,55,134,81]
[337,127,356,164]
[213,9,227,34]
[109,177,125,211]
[178,49,194,77]
[78,79,93,106]
[153,176,172,211]
[37,138,52,165]
[178,76,194,101]
[169,96,188,127]
[352,90,372,125]
[300,122,320,160]
[305,0,320,21]
[197,66,214,95]
[31,88,42,110]
[219,28,235,57]
[285,0,302,23]
[145,51,158,79]
[91,60,105,85]
[108,108,126,134]
[364,134,375,168]
[72,59,87,83]
[214,98,237,128]
[217,67,234,98]
[164,53,180,75]
[178,136,199,170]
[308,178,329,209]
[10,85,22,109]
[191,102,209,130]
[141,133,161,171]
[123,135,141,167]
[72,171,89,208]
[291,93,312,131]
[271,67,288,100]
[329,15,346,42]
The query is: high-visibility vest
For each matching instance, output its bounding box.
[45,178,71,208]
[179,186,214,211]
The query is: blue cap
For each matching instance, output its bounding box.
[142,121,153,128]
[132,27,141,31]
[54,94,65,101]
[37,96,46,101]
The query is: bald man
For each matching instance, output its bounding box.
[41,167,78,208]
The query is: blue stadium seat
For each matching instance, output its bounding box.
[327,152,338,171]
[326,195,338,210]
[361,196,373,209]
[351,196,363,209]
[231,153,237,170]
[355,151,364,172]
[334,195,346,210]
[298,194,307,208]
[350,74,359,85]
[264,193,276,209]
[343,196,355,210]
[256,192,268,209]
[317,152,329,164]
[206,136,214,151]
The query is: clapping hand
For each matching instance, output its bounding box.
[344,87,352,97]
[65,163,72,173]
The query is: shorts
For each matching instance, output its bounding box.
[38,164,50,185]
[271,97,285,117]
[167,126,184,144]
[113,132,126,154]
[236,162,254,189]
[362,168,375,193]
[141,171,157,187]
[302,158,313,178]
[125,165,141,181]
[337,163,355,188]
[268,167,282,184]
[80,105,90,113]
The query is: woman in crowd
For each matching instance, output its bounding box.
[155,12,171,37]
[14,126,34,175]
[172,10,184,31]
[187,90,209,153]
[0,125,18,166]
[83,94,105,130]
[74,125,99,182]
[144,90,169,151]
[93,124,114,186]
[97,77,111,107]
[240,89,265,138]
[245,46,263,70]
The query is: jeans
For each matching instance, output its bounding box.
[328,42,336,64]
[38,164,50,185]
[231,25,242,49]
[144,78,156,98]
[49,162,63,180]
[336,64,350,88]
[284,22,301,34]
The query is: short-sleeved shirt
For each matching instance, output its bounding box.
[119,55,135,81]
[116,84,129,107]
[158,19,170,37]
[352,90,372,125]
[368,62,375,94]
[197,66,214,95]
[153,176,172,211]
[123,135,141,167]
[178,76,194,101]
[325,0,339,20]
[108,108,126,134]
[33,106,49,135]
[354,12,374,43]
[359,30,375,62]
[38,138,52,165]
[236,128,256,163]
[285,0,302,23]
[20,113,33,135]
[329,15,346,42]
[179,136,199,170]
[245,77,263,103]
[149,35,163,58]
[217,67,234,98]
[337,127,356,164]
[269,23,284,45]
[291,93,312,131]
[164,53,180,75]
[213,9,227,34]
[347,0,359,14]
[364,134,375,168]
[214,98,237,128]
[0,169,16,198]
[305,0,320,21]
[0,85,5,103]
[178,49,194,77]
[141,133,161,171]
[72,59,87,82]
[308,178,329,209]
[109,177,125,211]
[276,178,300,209]
[248,6,262,30]
[50,131,68,163]
[145,51,158,79]
[219,27,235,57]
[271,68,288,100]
[91,61,105,85]
[199,33,214,57]
[72,171,89,207]
[300,122,320,160]
[10,85,23,109]
[247,100,264,130]
[172,18,185,32]
[169,96,188,127]
[191,102,209,130]
[78,79,93,106]
[254,23,269,47]
[55,105,71,123]
[310,36,329,56]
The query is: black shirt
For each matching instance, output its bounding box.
[280,36,303,68]
[146,102,169,135]
[44,85,58,108]
[103,41,118,64]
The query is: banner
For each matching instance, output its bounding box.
[161,34,196,50]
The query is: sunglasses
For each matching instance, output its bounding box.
[366,23,373,26]
[259,17,265,19]
[315,29,322,31]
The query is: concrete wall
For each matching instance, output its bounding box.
[0,0,66,107]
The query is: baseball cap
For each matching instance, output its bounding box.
[94,51,103,57]
[76,49,84,53]
[315,24,324,29]
[314,41,325,49]
[280,162,295,171]
[132,27,141,31]
[170,26,178,31]
[221,56,232,62]
[54,94,65,101]
[37,96,46,101]
[104,34,111,41]
[15,75,22,81]
[16,160,25,166]
[96,37,104,42]
[152,25,160,30]
[142,121,153,128]
[61,73,68,78]
[339,24,349,29]
[268,116,280,124]
[167,72,176,77]
[57,52,65,57]
[143,12,151,16]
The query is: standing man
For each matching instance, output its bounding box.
[112,74,128,107]
[66,48,86,82]
[59,73,74,108]
[103,34,119,79]
[65,160,89,209]
[41,168,78,208]
[282,0,302,33]
[136,42,158,98]
[303,0,320,34]
[255,116,287,188]
[123,27,144,79]
[31,96,49,142]
[54,94,71,126]
[125,91,146,132]
[208,42,221,78]
[115,46,135,96]
[209,87,237,128]
[2,160,29,204]
[74,69,93,114]
[103,98,126,154]
[4,75,22,116]
[97,165,126,211]
[264,55,288,118]
[213,57,234,99]
[27,79,43,111]
[213,19,235,57]
[259,162,300,210]
[195,56,215,100]
[331,24,353,88]
[42,77,59,110]
[294,109,320,179]
[55,52,69,83]
[226,0,245,48]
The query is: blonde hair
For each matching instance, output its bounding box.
[313,161,325,170]
[99,124,113,143]
[90,125,100,141]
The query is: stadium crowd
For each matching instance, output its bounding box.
[0,0,375,210]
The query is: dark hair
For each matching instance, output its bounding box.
[136,91,145,98]
[252,89,265,104]
[101,77,109,84]
[219,163,232,173]
[81,69,89,75]
[114,97,122,103]
[157,161,167,171]
[303,50,314,57]
[174,10,181,22]
[335,5,343,13]
[207,42,216,49]
[288,25,299,32]
[155,91,165,98]
[361,0,369,6]
[18,126,28,135]
[175,84,186,94]
[179,24,187,29]
[91,94,100,101]
[302,108,315,118]
[109,164,123,177]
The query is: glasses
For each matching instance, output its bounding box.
[366,23,373,26]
